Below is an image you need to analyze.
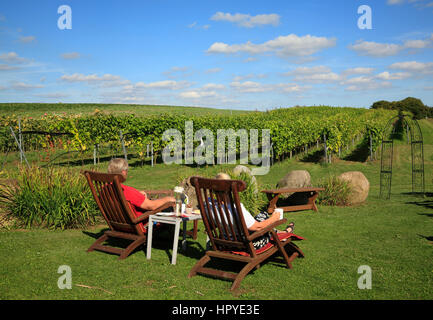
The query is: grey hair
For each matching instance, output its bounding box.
[215,172,231,180]
[107,158,128,174]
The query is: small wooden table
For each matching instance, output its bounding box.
[261,187,325,213]
[146,213,201,265]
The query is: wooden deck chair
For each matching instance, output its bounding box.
[188,176,304,291]
[83,170,175,260]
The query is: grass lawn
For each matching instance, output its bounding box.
[0,120,432,300]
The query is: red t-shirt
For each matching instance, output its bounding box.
[121,184,147,232]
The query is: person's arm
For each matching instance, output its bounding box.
[240,203,280,231]
[248,212,280,231]
[139,196,175,211]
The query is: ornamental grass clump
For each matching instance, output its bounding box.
[317,175,353,206]
[225,171,268,215]
[0,166,99,230]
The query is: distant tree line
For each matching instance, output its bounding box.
[370,97,433,119]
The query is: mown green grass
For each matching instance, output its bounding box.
[0,119,432,300]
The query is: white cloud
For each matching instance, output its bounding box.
[341,76,373,86]
[387,0,405,4]
[207,34,336,57]
[201,83,225,90]
[349,40,402,57]
[375,71,411,80]
[179,83,226,100]
[297,72,340,83]
[387,0,433,7]
[340,75,393,91]
[286,65,331,75]
[204,68,222,74]
[0,64,19,71]
[134,80,192,90]
[162,66,194,78]
[180,90,217,99]
[210,12,280,28]
[232,73,267,82]
[230,81,269,93]
[230,80,308,94]
[60,73,131,87]
[284,66,341,83]
[243,57,258,63]
[61,52,81,60]
[19,36,36,43]
[0,52,28,64]
[11,81,44,90]
[404,39,431,49]
[342,67,375,75]
[61,73,121,82]
[188,21,210,30]
[345,81,392,92]
[275,83,305,93]
[34,92,70,99]
[349,34,433,57]
[389,60,433,74]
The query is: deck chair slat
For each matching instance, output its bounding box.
[216,191,238,242]
[204,188,219,239]
[105,182,128,224]
[96,181,120,223]
[211,190,227,240]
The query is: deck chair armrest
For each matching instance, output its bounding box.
[132,201,176,224]
[247,218,287,241]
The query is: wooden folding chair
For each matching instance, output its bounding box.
[188,176,304,291]
[83,171,174,260]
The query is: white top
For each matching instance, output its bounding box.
[239,203,256,229]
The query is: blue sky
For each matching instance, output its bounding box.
[0,0,432,110]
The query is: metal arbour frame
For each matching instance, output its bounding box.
[380,114,425,199]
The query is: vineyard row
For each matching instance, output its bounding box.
[0,106,398,163]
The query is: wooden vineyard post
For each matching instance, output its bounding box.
[18,119,23,164]
[10,126,29,168]
[119,130,128,160]
[151,141,154,167]
[323,133,328,164]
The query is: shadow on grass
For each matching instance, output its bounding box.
[300,150,324,163]
[418,234,433,243]
[343,139,370,162]
[82,224,206,261]
[188,241,305,287]
[406,192,433,210]
[82,226,305,281]
[299,140,371,163]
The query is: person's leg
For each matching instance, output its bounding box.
[254,211,270,222]
[251,212,271,249]
[285,222,295,233]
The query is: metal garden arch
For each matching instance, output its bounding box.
[379,114,425,199]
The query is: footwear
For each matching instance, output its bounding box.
[285,222,295,233]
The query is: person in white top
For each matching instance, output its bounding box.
[215,173,294,233]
